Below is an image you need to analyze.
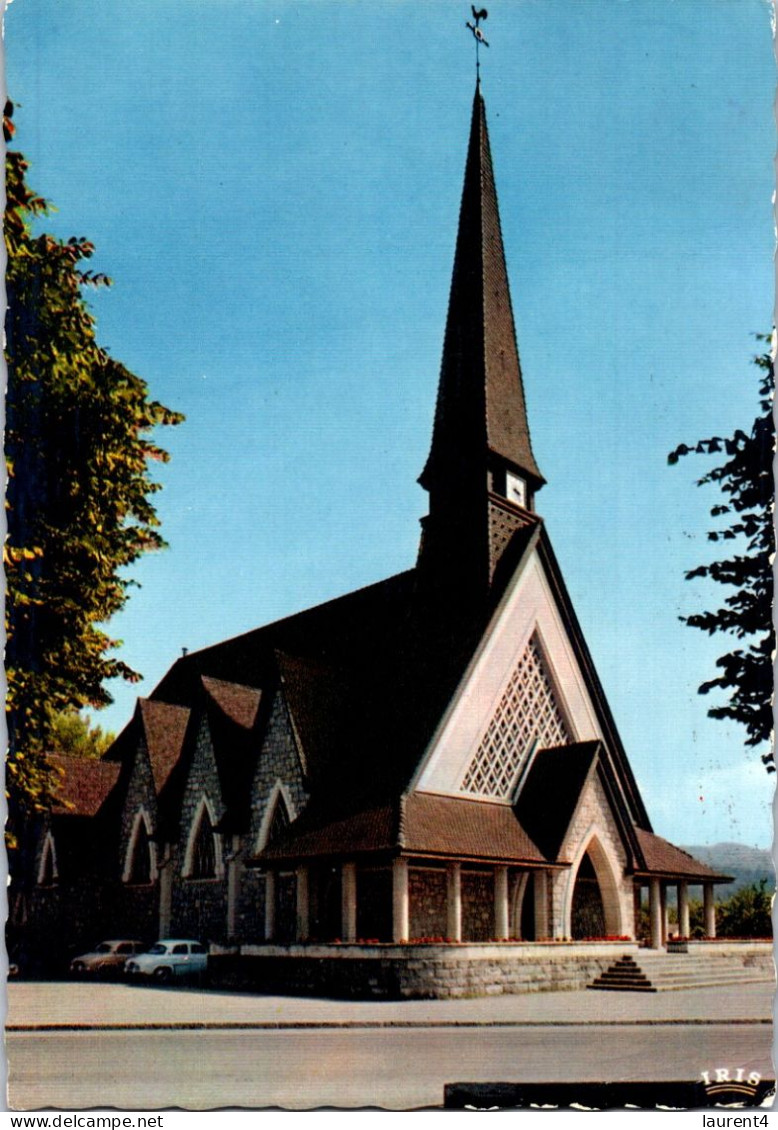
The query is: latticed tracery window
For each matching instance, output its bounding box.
[460,633,570,798]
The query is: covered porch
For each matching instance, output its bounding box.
[631,828,733,949]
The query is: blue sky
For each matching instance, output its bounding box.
[6,0,774,847]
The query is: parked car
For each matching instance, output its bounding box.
[70,940,146,978]
[124,939,209,983]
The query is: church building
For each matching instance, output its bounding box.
[16,80,734,996]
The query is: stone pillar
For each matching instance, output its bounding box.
[446,862,462,942]
[264,871,276,941]
[494,865,509,941]
[649,877,662,949]
[534,870,549,940]
[678,881,690,938]
[633,884,642,939]
[226,834,242,940]
[392,858,409,943]
[660,882,668,944]
[703,882,716,938]
[341,862,357,943]
[157,844,173,940]
[296,865,310,941]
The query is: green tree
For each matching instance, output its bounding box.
[668,337,775,770]
[5,102,183,814]
[717,881,773,939]
[48,711,116,761]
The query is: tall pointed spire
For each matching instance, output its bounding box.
[417,83,544,607]
[420,82,543,497]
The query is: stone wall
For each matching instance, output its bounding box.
[117,735,158,883]
[170,714,229,943]
[409,867,447,940]
[553,770,634,939]
[462,870,494,941]
[210,941,640,999]
[246,691,308,855]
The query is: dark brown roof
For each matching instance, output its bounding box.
[634,829,732,882]
[514,741,600,861]
[139,699,191,794]
[420,83,543,494]
[49,755,121,818]
[258,791,548,867]
[201,676,262,730]
[258,803,397,862]
[403,792,547,865]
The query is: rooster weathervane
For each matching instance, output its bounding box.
[466,6,489,77]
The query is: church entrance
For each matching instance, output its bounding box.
[570,852,606,939]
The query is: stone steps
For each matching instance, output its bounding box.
[589,951,774,993]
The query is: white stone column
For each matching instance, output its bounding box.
[295,865,310,941]
[264,871,276,942]
[678,880,690,938]
[649,877,662,949]
[534,870,549,940]
[341,862,357,942]
[157,844,173,940]
[660,882,668,944]
[703,882,716,938]
[494,865,509,941]
[392,858,409,943]
[446,862,462,942]
[226,834,242,940]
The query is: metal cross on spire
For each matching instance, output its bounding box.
[465,6,489,78]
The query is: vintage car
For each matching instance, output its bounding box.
[70,940,146,977]
[124,939,209,983]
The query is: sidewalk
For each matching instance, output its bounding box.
[6,978,773,1030]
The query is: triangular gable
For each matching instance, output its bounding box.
[412,530,649,831]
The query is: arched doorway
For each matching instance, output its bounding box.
[570,852,605,939]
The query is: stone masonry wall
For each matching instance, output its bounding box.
[171,713,229,944]
[240,689,309,942]
[409,867,448,940]
[462,870,494,941]
[552,770,633,939]
[117,735,158,883]
[211,942,641,999]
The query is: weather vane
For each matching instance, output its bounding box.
[466,6,489,77]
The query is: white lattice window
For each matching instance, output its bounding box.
[461,633,570,798]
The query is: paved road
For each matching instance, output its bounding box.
[8,1024,773,1110]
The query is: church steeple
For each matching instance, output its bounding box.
[418,82,544,604]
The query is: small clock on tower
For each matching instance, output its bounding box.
[505,470,527,508]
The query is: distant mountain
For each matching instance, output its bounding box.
[681,842,774,894]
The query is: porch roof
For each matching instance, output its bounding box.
[633,829,733,882]
[253,790,551,868]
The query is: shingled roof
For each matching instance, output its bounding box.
[138,699,191,795]
[633,829,733,882]
[257,790,550,867]
[49,755,121,818]
[420,82,543,494]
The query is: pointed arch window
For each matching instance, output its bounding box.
[122,808,158,885]
[256,781,296,853]
[183,796,224,880]
[191,806,216,879]
[460,632,570,799]
[267,793,290,845]
[38,831,58,887]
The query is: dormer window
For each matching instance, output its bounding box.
[505,470,527,508]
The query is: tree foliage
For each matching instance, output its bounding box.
[48,711,116,761]
[4,103,184,812]
[668,337,775,770]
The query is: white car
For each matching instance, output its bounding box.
[124,939,209,983]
